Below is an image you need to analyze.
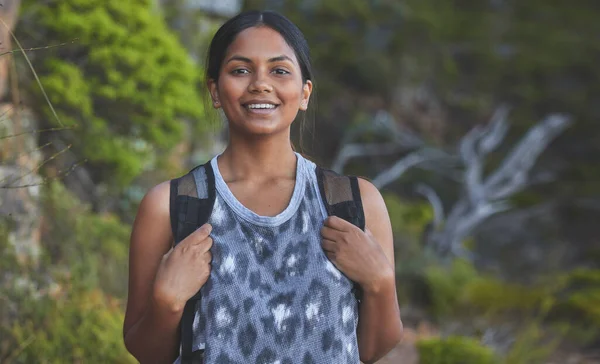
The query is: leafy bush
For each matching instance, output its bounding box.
[503,322,558,364]
[41,181,131,298]
[383,193,433,239]
[0,182,133,362]
[464,278,554,316]
[424,259,478,318]
[552,268,600,329]
[6,287,134,363]
[417,336,497,364]
[19,0,206,186]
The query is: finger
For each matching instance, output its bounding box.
[321,225,341,241]
[162,247,174,260]
[323,249,336,262]
[324,216,352,232]
[321,238,337,253]
[183,223,213,246]
[198,237,213,253]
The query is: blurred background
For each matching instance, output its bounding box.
[1,0,599,363]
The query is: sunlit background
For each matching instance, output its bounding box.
[1,0,598,363]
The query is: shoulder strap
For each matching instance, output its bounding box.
[315,166,365,231]
[316,166,366,302]
[170,161,216,246]
[169,160,215,364]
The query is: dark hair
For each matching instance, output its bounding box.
[206,10,313,84]
[205,10,316,153]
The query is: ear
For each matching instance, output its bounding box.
[207,79,221,109]
[299,80,313,111]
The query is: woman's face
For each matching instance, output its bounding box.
[209,26,312,137]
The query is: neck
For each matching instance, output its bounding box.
[218,129,298,181]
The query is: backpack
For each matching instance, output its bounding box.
[169,160,365,364]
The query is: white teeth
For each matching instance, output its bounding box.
[247,103,276,109]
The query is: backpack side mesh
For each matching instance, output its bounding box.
[317,167,366,231]
[177,172,199,198]
[170,165,215,247]
[320,169,354,205]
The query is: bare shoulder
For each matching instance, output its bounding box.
[357,178,388,224]
[357,178,394,264]
[138,181,171,217]
[130,180,173,254]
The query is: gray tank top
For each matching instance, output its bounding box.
[175,153,360,364]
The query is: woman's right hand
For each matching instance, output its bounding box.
[152,223,213,313]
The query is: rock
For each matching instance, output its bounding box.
[0,104,43,264]
[0,104,41,170]
[0,165,42,264]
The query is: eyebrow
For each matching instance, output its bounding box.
[225,55,294,64]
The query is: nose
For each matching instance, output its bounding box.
[248,71,273,93]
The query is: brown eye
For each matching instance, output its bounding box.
[273,68,290,75]
[232,68,250,75]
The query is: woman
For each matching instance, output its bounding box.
[123,10,403,364]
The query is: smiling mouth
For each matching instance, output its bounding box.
[245,103,278,109]
[244,103,279,114]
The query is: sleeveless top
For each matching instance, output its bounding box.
[174,153,360,364]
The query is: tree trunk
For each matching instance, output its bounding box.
[0,0,21,100]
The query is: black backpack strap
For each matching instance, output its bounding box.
[169,161,215,364]
[316,166,366,302]
[315,166,365,231]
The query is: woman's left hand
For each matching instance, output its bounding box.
[321,216,394,292]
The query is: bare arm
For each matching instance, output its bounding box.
[123,182,182,363]
[320,178,403,363]
[123,180,213,363]
[355,178,403,363]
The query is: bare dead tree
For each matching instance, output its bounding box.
[332,110,457,184]
[427,109,572,258]
[332,106,572,260]
[415,183,444,229]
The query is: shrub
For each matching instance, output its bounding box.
[19,0,206,186]
[41,181,131,298]
[6,287,135,363]
[424,258,478,318]
[0,183,133,362]
[417,336,497,364]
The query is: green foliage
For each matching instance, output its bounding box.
[383,193,433,238]
[41,181,130,298]
[420,260,600,359]
[464,278,555,316]
[5,288,134,363]
[466,268,600,338]
[424,259,478,318]
[0,183,133,362]
[552,268,600,329]
[19,0,205,186]
[425,260,600,334]
[503,322,558,364]
[417,336,498,364]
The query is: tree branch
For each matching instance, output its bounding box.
[372,148,451,189]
